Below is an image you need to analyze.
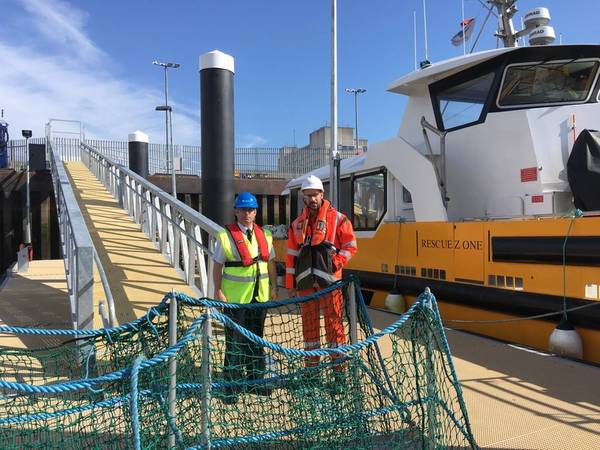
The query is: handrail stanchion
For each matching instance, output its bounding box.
[118,169,125,208]
[348,279,364,424]
[201,308,212,448]
[98,301,110,329]
[80,142,222,298]
[167,290,178,450]
[94,250,117,327]
[349,280,358,345]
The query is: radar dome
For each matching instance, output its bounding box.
[529,25,556,46]
[523,7,551,28]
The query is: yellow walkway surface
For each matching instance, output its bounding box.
[65,161,200,326]
[0,260,70,349]
[369,308,600,450]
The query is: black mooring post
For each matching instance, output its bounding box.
[199,50,235,226]
[128,131,149,179]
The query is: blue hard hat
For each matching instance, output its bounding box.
[234,192,258,209]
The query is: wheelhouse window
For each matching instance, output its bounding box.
[402,186,412,204]
[498,59,599,107]
[435,72,495,130]
[339,178,352,219]
[353,170,386,231]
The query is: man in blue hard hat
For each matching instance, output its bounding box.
[212,192,278,404]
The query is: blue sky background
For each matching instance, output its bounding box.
[2,0,599,147]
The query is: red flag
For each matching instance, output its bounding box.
[451,18,476,46]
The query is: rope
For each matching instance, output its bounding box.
[156,390,185,447]
[0,284,368,393]
[0,286,421,391]
[562,209,583,321]
[0,315,206,393]
[0,298,169,336]
[173,277,348,309]
[0,279,477,450]
[210,295,425,358]
[0,390,135,425]
[444,300,600,324]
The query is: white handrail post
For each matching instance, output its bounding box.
[349,280,358,345]
[167,291,178,450]
[186,222,195,286]
[201,308,212,448]
[118,169,125,208]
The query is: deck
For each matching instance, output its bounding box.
[64,160,200,325]
[370,308,600,449]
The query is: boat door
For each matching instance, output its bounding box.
[453,222,485,285]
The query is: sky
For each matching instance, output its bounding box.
[2,0,599,148]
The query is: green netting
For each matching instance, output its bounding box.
[0,277,477,449]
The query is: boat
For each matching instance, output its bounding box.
[276,1,600,364]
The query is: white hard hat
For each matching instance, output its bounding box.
[301,175,324,191]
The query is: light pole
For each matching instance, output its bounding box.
[330,0,339,209]
[345,88,366,155]
[21,129,32,246]
[153,60,180,198]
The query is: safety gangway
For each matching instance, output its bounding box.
[0,126,221,345]
[69,139,222,329]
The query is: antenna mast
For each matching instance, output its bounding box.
[490,1,556,48]
[489,0,518,47]
[422,0,429,61]
[413,10,417,70]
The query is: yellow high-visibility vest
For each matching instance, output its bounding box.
[217,228,273,304]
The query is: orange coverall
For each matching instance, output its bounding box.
[285,199,357,367]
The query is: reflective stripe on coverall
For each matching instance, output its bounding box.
[285,199,357,367]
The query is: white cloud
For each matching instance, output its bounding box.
[1,1,199,145]
[239,134,268,148]
[19,0,102,62]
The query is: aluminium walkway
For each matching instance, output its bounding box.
[0,159,201,341]
[63,160,200,326]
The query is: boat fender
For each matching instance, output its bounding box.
[385,284,406,313]
[548,318,583,359]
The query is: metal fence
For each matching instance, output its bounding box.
[8,138,358,179]
[82,142,221,298]
[48,140,95,330]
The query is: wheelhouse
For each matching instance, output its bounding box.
[429,45,600,132]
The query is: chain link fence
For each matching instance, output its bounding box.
[6,138,359,179]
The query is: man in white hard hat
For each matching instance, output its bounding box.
[285,175,357,383]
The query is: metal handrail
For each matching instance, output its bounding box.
[49,141,96,329]
[81,142,222,297]
[93,250,117,327]
[421,116,449,207]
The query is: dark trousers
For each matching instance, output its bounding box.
[223,303,268,385]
